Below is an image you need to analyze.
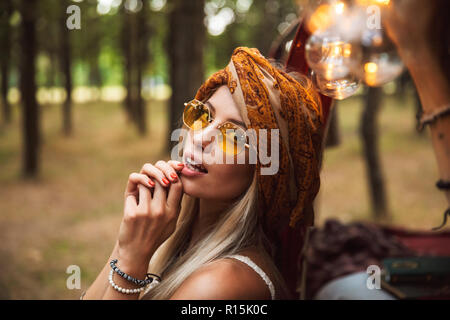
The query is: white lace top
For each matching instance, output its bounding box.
[224,254,276,300]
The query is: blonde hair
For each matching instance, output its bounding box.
[141,169,291,300]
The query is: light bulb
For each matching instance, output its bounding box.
[305,0,348,34]
[348,28,404,86]
[305,31,353,81]
[311,70,360,100]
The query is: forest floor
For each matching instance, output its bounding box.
[0,93,448,299]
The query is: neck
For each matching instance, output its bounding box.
[187,198,231,251]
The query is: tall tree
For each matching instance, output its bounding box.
[121,6,133,122]
[39,0,58,98]
[135,0,150,134]
[360,87,389,219]
[168,0,205,151]
[324,103,341,147]
[19,0,40,176]
[121,1,150,135]
[59,0,73,136]
[253,0,279,55]
[0,0,13,125]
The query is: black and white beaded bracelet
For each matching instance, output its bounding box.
[108,269,161,295]
[110,259,161,287]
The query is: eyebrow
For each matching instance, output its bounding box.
[205,101,248,129]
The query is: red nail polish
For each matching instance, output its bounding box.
[148,180,155,186]
[162,178,170,185]
[171,173,178,179]
[177,163,184,167]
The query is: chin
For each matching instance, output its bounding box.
[180,176,206,198]
[181,176,246,202]
[180,176,225,200]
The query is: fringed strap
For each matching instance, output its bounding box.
[432,208,450,231]
[417,103,450,132]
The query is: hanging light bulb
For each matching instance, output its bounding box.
[304,0,348,34]
[311,70,361,100]
[304,0,355,81]
[341,0,404,86]
[305,32,353,80]
[347,28,404,86]
[303,0,404,96]
[303,0,361,98]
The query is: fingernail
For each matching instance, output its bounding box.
[148,179,155,186]
[177,163,185,167]
[162,178,170,185]
[170,173,178,182]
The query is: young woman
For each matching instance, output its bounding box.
[83,47,324,300]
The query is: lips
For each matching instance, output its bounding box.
[182,152,208,175]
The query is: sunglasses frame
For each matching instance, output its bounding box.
[182,99,251,155]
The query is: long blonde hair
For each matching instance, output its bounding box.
[141,169,291,299]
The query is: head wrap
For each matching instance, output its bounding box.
[195,47,324,299]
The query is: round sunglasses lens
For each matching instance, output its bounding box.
[183,101,210,129]
[219,125,246,155]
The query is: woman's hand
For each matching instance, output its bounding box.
[117,160,185,270]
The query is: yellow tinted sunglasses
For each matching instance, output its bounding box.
[182,99,250,155]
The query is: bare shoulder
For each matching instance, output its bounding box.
[169,256,271,300]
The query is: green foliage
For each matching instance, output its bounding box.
[4,0,299,88]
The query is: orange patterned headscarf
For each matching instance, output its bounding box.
[195,47,324,299]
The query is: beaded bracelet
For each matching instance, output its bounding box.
[110,259,161,287]
[109,269,161,295]
[109,269,148,295]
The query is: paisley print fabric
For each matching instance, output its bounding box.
[195,47,324,298]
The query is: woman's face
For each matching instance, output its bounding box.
[180,85,255,201]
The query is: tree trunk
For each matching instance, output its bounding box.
[254,0,278,55]
[395,71,410,98]
[60,0,73,136]
[88,57,102,91]
[324,103,341,148]
[135,0,149,135]
[121,8,133,123]
[360,86,389,219]
[0,0,13,125]
[121,3,149,135]
[168,0,205,151]
[413,84,425,136]
[20,0,40,177]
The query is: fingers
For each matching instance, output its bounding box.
[155,160,182,183]
[125,172,155,196]
[141,163,170,187]
[140,160,184,186]
[166,176,183,212]
[168,160,185,172]
[152,178,167,208]
[162,161,184,216]
[138,184,151,209]
[138,160,184,214]
[124,194,138,215]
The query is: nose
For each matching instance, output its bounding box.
[192,124,217,152]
